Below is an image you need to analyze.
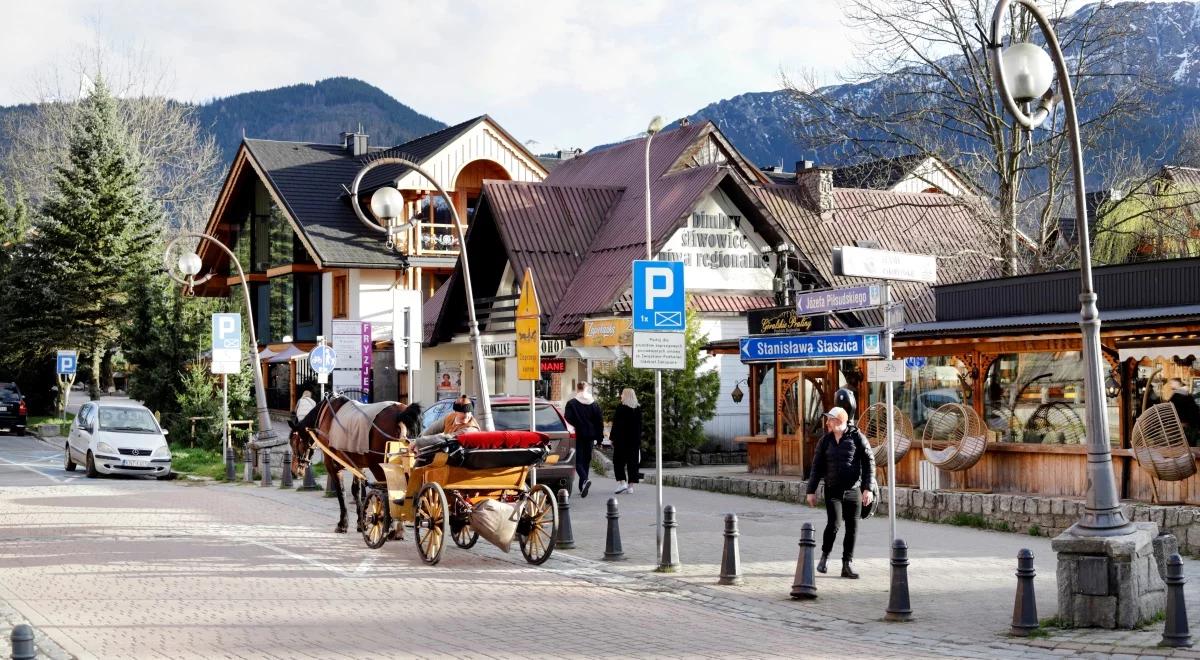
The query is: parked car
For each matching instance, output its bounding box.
[65,402,172,479]
[0,383,27,435]
[912,388,963,427]
[421,396,577,492]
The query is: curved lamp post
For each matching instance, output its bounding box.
[163,232,279,450]
[988,0,1131,536]
[348,158,494,432]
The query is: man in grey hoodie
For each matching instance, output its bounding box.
[564,381,603,497]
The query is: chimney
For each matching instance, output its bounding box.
[796,161,834,216]
[343,128,369,156]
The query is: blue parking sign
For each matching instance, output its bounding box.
[632,260,685,332]
[211,314,241,350]
[56,350,77,375]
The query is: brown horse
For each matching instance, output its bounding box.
[288,395,423,534]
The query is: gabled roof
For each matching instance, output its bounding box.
[753,185,1000,323]
[831,154,927,190]
[204,115,545,269]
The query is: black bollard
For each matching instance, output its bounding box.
[603,498,624,561]
[718,513,743,585]
[243,443,255,482]
[1161,553,1193,648]
[259,448,272,487]
[556,488,576,549]
[279,447,293,488]
[657,505,681,572]
[885,538,913,622]
[224,445,236,482]
[10,623,35,660]
[297,462,319,491]
[1010,548,1038,636]
[790,522,817,599]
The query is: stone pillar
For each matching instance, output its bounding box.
[1052,522,1166,628]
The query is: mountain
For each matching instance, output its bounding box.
[194,77,445,160]
[674,1,1200,178]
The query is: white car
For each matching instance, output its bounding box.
[64,402,172,479]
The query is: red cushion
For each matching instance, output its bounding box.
[456,431,548,449]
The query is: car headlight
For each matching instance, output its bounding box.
[152,445,171,459]
[96,441,118,455]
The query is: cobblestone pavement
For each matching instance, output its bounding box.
[1,434,1197,659]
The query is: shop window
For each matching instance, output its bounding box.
[983,352,1102,445]
[1131,358,1200,446]
[869,356,966,438]
[754,364,775,436]
[269,276,294,343]
[332,273,349,319]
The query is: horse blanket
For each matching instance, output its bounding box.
[327,401,397,454]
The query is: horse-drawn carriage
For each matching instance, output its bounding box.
[291,396,559,566]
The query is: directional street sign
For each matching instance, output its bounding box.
[884,301,906,331]
[56,350,77,375]
[738,332,883,363]
[393,288,422,372]
[210,313,241,374]
[310,344,336,375]
[904,356,928,370]
[833,246,937,283]
[868,359,906,383]
[795,284,882,316]
[632,260,685,332]
[515,268,542,381]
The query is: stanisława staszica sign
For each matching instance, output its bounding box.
[739,332,883,363]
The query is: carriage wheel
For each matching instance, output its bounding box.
[451,521,479,549]
[414,483,449,565]
[518,484,557,565]
[361,489,391,550]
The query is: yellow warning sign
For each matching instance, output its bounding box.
[516,269,541,380]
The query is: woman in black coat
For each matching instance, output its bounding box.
[610,387,643,494]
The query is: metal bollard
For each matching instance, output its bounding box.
[10,623,35,660]
[243,443,254,482]
[1161,553,1193,648]
[279,447,293,488]
[259,448,272,487]
[718,513,743,585]
[224,445,236,482]
[297,462,319,491]
[656,504,680,572]
[556,488,576,549]
[1010,549,1038,636]
[885,538,913,622]
[790,522,817,599]
[603,498,624,561]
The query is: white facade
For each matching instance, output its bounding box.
[889,157,970,196]
[394,121,546,192]
[696,316,751,449]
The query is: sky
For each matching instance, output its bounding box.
[0,0,1174,150]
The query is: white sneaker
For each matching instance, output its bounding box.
[614,481,627,494]
[626,484,634,494]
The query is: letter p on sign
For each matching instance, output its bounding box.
[646,266,674,309]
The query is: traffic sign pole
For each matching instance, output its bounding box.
[884,282,897,546]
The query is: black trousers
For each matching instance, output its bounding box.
[612,444,640,483]
[822,489,862,562]
[575,436,594,488]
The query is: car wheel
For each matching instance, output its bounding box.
[156,472,174,481]
[85,451,98,478]
[64,443,76,472]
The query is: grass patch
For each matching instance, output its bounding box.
[1039,615,1067,629]
[1028,524,1042,537]
[945,513,990,529]
[27,413,73,436]
[168,443,227,481]
[1137,609,1166,629]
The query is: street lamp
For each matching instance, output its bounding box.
[643,114,666,559]
[349,157,495,432]
[162,232,280,455]
[988,1,1130,536]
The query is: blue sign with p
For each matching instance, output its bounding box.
[212,313,241,350]
[56,350,77,375]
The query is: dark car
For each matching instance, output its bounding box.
[0,383,28,435]
[421,395,577,492]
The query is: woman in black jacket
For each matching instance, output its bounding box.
[610,388,643,494]
[805,406,876,579]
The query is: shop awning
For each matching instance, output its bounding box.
[257,347,277,361]
[267,345,306,363]
[558,346,622,361]
[1117,345,1200,362]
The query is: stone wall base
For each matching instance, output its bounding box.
[650,472,1200,556]
[1052,523,1166,628]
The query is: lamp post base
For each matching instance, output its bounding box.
[1052,522,1166,629]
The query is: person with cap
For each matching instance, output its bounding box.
[805,406,876,578]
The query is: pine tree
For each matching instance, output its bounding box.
[4,76,161,398]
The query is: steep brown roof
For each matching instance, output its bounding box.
[754,185,1001,323]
